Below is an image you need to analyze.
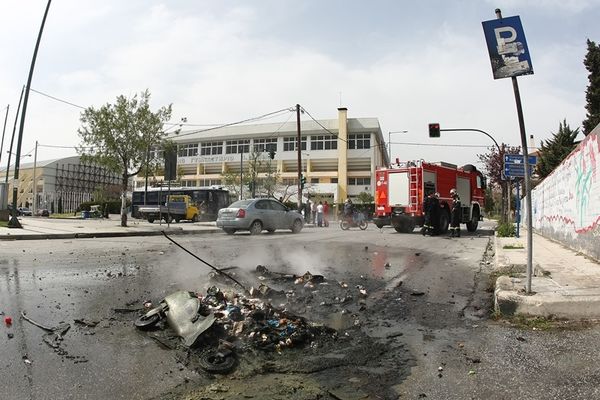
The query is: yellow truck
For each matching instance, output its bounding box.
[138,195,199,223]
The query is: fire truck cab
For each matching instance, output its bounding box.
[374,160,486,233]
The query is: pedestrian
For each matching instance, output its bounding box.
[305,198,312,223]
[323,201,330,227]
[449,188,461,237]
[311,200,317,224]
[316,201,324,227]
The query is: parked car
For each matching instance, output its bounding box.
[37,208,50,217]
[18,207,33,216]
[216,198,304,235]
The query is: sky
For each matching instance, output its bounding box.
[0,0,598,172]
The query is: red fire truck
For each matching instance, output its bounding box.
[373,160,486,233]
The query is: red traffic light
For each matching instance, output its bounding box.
[428,123,440,138]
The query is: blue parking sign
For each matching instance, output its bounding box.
[482,16,533,79]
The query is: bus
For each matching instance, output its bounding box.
[132,186,230,221]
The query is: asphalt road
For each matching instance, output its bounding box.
[1,222,600,400]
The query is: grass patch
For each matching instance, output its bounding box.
[496,222,516,237]
[502,244,524,249]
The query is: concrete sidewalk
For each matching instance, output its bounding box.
[494,228,600,319]
[0,215,222,240]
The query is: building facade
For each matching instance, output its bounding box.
[1,156,121,213]
[135,108,388,204]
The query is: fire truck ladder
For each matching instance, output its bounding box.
[408,166,420,213]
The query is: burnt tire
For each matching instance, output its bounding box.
[134,313,161,330]
[249,220,263,235]
[198,349,236,374]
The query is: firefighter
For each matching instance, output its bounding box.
[449,188,461,237]
[422,192,439,236]
[430,192,441,235]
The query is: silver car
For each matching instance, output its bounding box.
[217,198,304,235]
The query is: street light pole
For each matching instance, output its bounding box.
[9,0,52,228]
[0,105,9,168]
[388,130,408,164]
[32,140,38,216]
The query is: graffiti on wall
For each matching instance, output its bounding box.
[530,130,599,245]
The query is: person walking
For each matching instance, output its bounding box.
[304,198,312,223]
[316,201,324,227]
[311,200,317,224]
[449,188,461,237]
[323,201,330,227]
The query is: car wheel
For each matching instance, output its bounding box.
[147,218,155,224]
[249,221,263,235]
[192,214,198,222]
[174,217,181,223]
[291,219,303,233]
[223,228,236,235]
[375,224,384,229]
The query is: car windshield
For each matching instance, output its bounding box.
[228,200,253,208]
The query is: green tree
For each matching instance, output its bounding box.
[77,90,172,226]
[537,119,579,179]
[356,191,374,204]
[583,39,600,135]
[477,144,521,223]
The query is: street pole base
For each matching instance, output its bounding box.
[7,216,23,229]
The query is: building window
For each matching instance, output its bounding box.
[331,178,338,184]
[283,137,307,152]
[348,133,371,150]
[199,179,222,186]
[201,141,223,156]
[281,178,298,186]
[181,180,196,187]
[226,140,250,154]
[310,135,337,151]
[149,147,162,160]
[310,178,319,184]
[253,138,278,153]
[178,144,198,157]
[348,177,371,185]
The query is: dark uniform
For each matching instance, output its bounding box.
[422,193,440,236]
[450,193,461,237]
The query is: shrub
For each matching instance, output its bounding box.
[496,222,516,237]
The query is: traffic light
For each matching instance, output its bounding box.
[300,174,306,189]
[268,149,276,159]
[428,123,440,138]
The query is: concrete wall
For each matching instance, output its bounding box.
[524,124,600,260]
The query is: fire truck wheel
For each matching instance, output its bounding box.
[466,209,480,232]
[439,210,450,233]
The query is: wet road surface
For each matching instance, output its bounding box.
[2,222,600,399]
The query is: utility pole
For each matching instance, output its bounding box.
[495,8,534,293]
[9,0,52,228]
[32,140,38,215]
[296,104,302,210]
[5,87,24,185]
[239,151,243,200]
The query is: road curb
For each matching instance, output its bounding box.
[494,275,600,319]
[0,228,223,241]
